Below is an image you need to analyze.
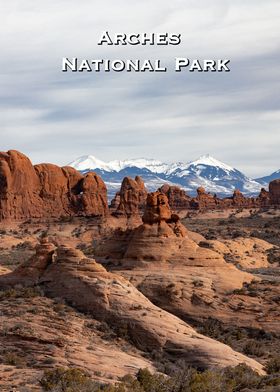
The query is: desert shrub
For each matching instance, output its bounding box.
[222,364,261,391]
[198,241,214,249]
[15,240,33,250]
[265,356,280,374]
[192,279,204,288]
[189,370,232,392]
[59,216,74,223]
[267,247,280,264]
[3,352,26,367]
[199,318,223,339]
[40,368,102,391]
[40,364,280,392]
[243,340,266,357]
[0,286,42,300]
[135,368,170,391]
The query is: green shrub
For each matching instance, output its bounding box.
[40,364,280,392]
[40,368,97,391]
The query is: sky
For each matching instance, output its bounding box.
[0,0,280,178]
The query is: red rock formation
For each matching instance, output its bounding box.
[269,179,280,205]
[0,150,108,220]
[111,176,147,217]
[222,189,255,209]
[142,192,172,224]
[190,187,220,210]
[159,184,191,210]
[232,190,247,206]
[77,172,108,216]
[159,184,278,211]
[257,188,271,206]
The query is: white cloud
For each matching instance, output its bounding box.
[0,0,279,177]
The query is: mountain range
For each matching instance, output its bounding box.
[69,154,280,200]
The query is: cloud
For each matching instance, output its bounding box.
[0,0,279,177]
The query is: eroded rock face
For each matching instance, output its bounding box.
[0,150,43,220]
[258,188,271,206]
[142,192,172,224]
[0,150,108,220]
[97,191,242,267]
[232,190,249,206]
[159,184,191,210]
[77,172,108,216]
[0,241,264,374]
[269,179,280,204]
[111,176,147,218]
[191,187,219,210]
[160,184,280,212]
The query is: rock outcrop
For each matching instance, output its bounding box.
[269,179,280,205]
[160,184,280,212]
[110,176,147,217]
[159,184,191,210]
[0,241,264,373]
[258,188,271,206]
[0,150,108,220]
[191,187,219,210]
[97,191,255,274]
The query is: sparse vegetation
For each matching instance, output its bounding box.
[0,286,42,300]
[1,211,280,390]
[40,365,280,392]
[265,356,280,374]
[3,352,26,367]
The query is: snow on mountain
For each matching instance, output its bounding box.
[69,154,264,199]
[255,169,280,186]
[68,155,113,172]
[69,154,234,175]
[69,156,170,173]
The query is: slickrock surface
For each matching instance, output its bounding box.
[0,241,264,374]
[0,293,154,390]
[208,237,274,269]
[0,150,108,220]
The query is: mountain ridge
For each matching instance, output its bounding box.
[68,154,278,199]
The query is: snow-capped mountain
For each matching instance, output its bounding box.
[255,169,280,186]
[69,154,264,200]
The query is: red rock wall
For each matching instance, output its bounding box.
[0,150,108,220]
